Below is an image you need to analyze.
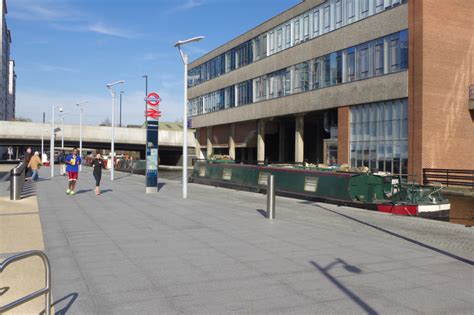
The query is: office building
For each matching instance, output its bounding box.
[0,0,14,121]
[189,0,473,182]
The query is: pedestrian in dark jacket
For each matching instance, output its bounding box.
[92,153,106,195]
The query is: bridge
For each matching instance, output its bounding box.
[0,121,196,162]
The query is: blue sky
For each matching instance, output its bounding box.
[10,0,299,125]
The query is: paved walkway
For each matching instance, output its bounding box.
[23,168,474,313]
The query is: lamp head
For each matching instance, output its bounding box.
[76,100,89,107]
[59,107,63,113]
[106,80,125,88]
[174,36,205,47]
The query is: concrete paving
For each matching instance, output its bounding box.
[25,168,474,313]
[0,180,49,314]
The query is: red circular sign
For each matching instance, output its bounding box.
[147,92,161,106]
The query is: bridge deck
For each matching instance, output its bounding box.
[5,167,474,314]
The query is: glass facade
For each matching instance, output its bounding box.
[188,0,408,88]
[350,99,408,174]
[188,30,409,117]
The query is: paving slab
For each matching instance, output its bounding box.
[32,167,474,314]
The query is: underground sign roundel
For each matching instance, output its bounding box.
[147,92,161,106]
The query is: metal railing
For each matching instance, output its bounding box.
[423,168,474,188]
[0,250,52,315]
[10,162,26,200]
[469,84,474,100]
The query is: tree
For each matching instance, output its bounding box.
[99,117,111,126]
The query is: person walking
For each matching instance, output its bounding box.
[91,153,106,195]
[24,147,32,178]
[65,147,81,195]
[28,151,42,181]
[58,150,66,176]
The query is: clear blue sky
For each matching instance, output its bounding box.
[10,0,299,125]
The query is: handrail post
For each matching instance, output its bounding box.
[0,250,52,315]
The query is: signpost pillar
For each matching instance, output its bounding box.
[145,92,161,193]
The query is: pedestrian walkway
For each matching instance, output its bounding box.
[6,167,474,314]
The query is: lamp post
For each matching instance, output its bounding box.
[175,36,204,199]
[50,105,63,178]
[106,80,125,181]
[142,75,148,127]
[59,109,65,150]
[119,91,124,127]
[76,100,89,171]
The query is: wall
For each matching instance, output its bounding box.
[409,0,474,180]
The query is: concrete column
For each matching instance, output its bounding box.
[295,115,304,163]
[257,119,266,163]
[279,121,286,162]
[206,126,213,159]
[338,106,350,165]
[195,128,201,159]
[229,124,236,160]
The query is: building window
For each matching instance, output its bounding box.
[323,5,331,32]
[347,47,356,82]
[284,70,291,95]
[374,40,384,75]
[399,30,409,70]
[358,44,370,79]
[269,31,275,54]
[285,24,291,48]
[237,80,252,106]
[360,0,369,17]
[313,59,321,89]
[336,51,343,83]
[350,99,408,174]
[376,0,384,12]
[277,28,283,50]
[390,33,400,72]
[303,15,310,40]
[347,0,355,19]
[313,10,320,36]
[322,55,331,87]
[294,19,300,44]
[335,0,343,27]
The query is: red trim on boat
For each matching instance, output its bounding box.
[377,204,418,216]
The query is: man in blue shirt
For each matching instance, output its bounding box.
[65,147,82,195]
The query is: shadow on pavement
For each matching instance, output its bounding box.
[313,204,474,266]
[256,209,267,218]
[310,259,377,315]
[75,189,93,195]
[100,189,113,194]
[0,286,9,296]
[158,183,166,191]
[40,292,78,315]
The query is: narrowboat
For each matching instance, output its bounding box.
[190,161,450,218]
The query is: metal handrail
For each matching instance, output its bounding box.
[10,162,26,200]
[0,250,52,315]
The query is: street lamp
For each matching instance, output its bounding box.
[106,80,125,181]
[50,105,63,178]
[59,109,65,150]
[76,100,89,171]
[175,35,204,199]
[119,91,124,127]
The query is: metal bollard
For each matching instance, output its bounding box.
[266,175,275,219]
[10,162,25,201]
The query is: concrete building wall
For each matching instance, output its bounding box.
[408,0,474,180]
[189,0,326,69]
[188,5,408,100]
